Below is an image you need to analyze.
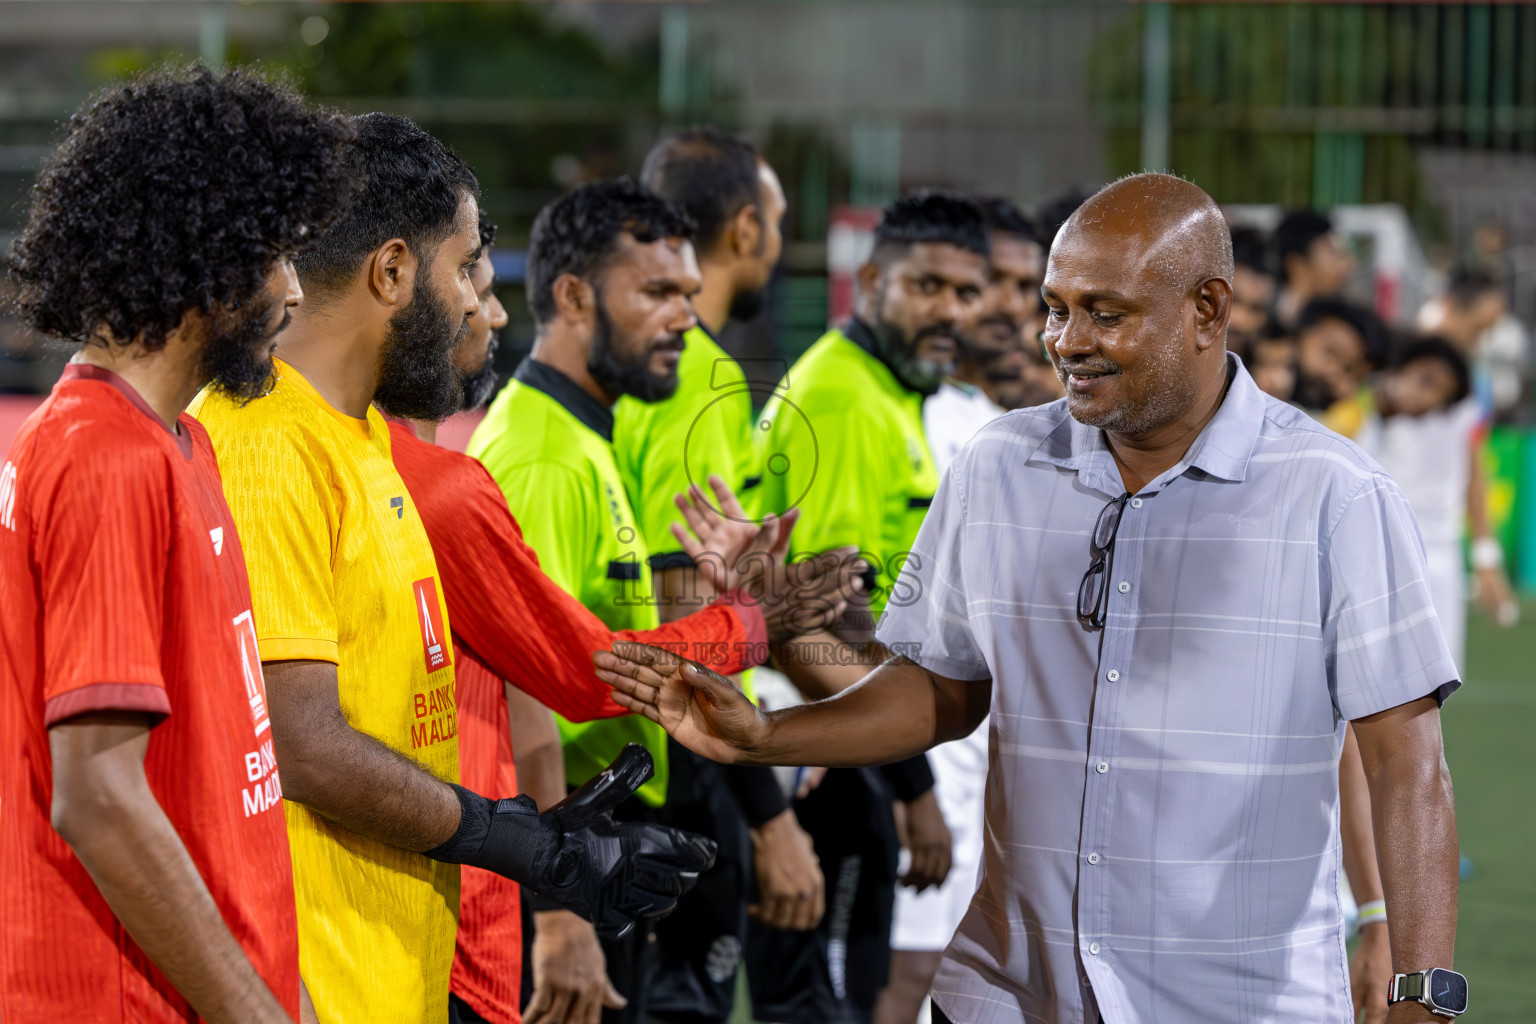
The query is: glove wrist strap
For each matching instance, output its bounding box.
[425,784,496,863]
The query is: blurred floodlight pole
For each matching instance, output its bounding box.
[1140,1,1171,173]
[660,5,689,122]
[200,2,227,73]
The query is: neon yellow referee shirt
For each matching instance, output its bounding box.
[468,358,669,806]
[754,322,940,617]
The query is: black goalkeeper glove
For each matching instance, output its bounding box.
[426,744,716,938]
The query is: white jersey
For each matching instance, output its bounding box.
[923,380,1003,477]
[1356,398,1482,550]
[1357,397,1484,669]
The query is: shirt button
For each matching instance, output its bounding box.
[1106,669,1120,682]
[1089,942,1101,955]
[1096,761,1109,774]
[1117,581,1130,594]
[1086,851,1100,865]
[1130,498,1143,509]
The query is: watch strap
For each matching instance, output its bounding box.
[1388,971,1426,1004]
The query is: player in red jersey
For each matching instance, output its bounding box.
[0,68,355,1024]
[390,212,860,1024]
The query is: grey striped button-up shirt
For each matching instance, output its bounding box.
[876,356,1458,1024]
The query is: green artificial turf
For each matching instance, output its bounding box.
[1442,599,1536,1021]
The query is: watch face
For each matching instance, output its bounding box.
[1429,969,1469,1013]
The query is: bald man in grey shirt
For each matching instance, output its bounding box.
[597,174,1462,1024]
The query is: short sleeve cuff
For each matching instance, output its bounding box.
[257,637,340,664]
[874,622,988,681]
[45,682,172,728]
[1337,663,1462,721]
[647,550,696,572]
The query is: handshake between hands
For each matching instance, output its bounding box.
[440,478,863,952]
[667,473,868,645]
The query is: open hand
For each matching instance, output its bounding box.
[593,642,771,765]
[670,476,865,642]
[670,474,798,595]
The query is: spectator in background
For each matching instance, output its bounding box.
[1418,269,1527,419]
[986,316,1063,412]
[1292,297,1387,438]
[922,196,1044,475]
[1274,209,1354,329]
[1033,186,1093,250]
[1357,337,1518,669]
[1244,321,1298,402]
[1227,226,1277,361]
[885,195,1049,1024]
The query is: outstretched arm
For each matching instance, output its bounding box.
[51,713,294,1024]
[593,642,990,768]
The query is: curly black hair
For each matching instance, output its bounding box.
[873,189,990,263]
[6,65,356,350]
[526,177,694,324]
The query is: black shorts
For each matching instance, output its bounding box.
[647,743,753,1024]
[745,767,899,1024]
[449,993,492,1024]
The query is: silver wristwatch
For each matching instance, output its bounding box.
[1386,968,1468,1018]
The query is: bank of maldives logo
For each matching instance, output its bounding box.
[232,610,270,737]
[413,578,452,673]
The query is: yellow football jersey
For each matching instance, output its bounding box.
[191,359,460,1024]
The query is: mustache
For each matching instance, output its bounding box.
[914,324,962,345]
[978,313,1019,332]
[1058,357,1120,375]
[651,333,687,353]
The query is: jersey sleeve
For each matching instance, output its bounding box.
[34,436,174,725]
[621,389,752,571]
[210,420,340,664]
[403,445,763,723]
[1324,472,1461,720]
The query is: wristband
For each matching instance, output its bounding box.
[1471,537,1505,571]
[1357,899,1387,927]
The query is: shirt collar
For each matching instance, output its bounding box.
[1029,352,1265,496]
[59,362,194,459]
[843,318,940,398]
[513,357,614,442]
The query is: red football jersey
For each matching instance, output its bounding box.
[0,365,300,1022]
[388,420,765,1024]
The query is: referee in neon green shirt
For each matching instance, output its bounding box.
[751,191,990,1024]
[615,129,825,1024]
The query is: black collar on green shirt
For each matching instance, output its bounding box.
[842,317,939,398]
[513,357,614,442]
